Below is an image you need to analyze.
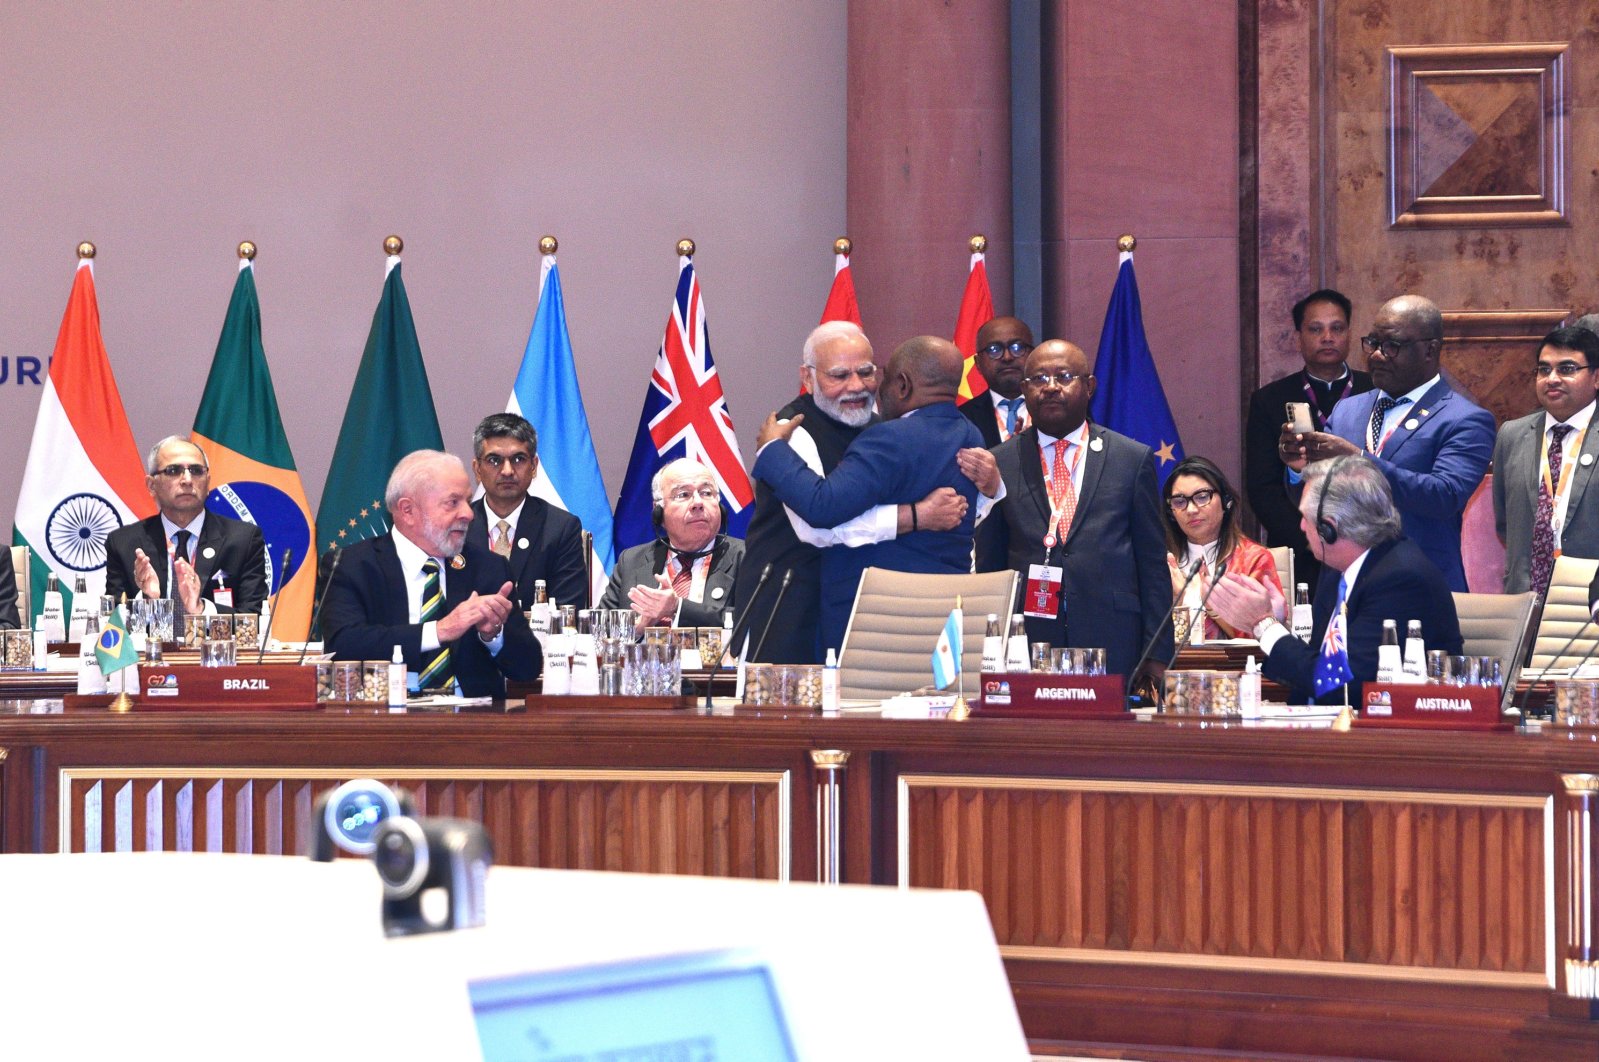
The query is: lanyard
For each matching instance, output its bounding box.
[1542,426,1586,500]
[1038,435,1085,552]
[1300,372,1352,432]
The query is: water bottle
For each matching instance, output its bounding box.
[1290,583,1313,642]
[981,614,1004,673]
[1402,620,1425,683]
[1376,619,1401,683]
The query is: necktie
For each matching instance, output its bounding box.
[1050,440,1078,540]
[416,560,454,691]
[1531,424,1575,593]
[1368,394,1403,452]
[492,519,513,559]
[1002,397,1021,438]
[671,555,695,598]
[173,529,192,568]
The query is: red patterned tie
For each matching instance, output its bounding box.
[1051,440,1077,540]
[671,557,693,598]
[1531,424,1573,592]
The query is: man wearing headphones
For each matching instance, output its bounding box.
[599,458,744,627]
[1208,456,1461,705]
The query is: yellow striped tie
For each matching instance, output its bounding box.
[417,560,453,691]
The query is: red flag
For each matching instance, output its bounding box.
[952,247,994,404]
[820,248,862,327]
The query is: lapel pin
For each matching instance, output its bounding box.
[450,555,466,570]
[517,537,529,550]
[711,586,725,600]
[1089,436,1104,452]
[1584,453,1595,468]
[202,546,216,560]
[1403,418,1420,431]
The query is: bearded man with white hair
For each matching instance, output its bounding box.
[322,449,541,698]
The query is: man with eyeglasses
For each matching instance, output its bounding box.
[600,458,744,627]
[104,436,269,615]
[1279,294,1494,592]
[975,340,1171,688]
[737,321,972,662]
[465,413,587,610]
[1245,289,1371,595]
[1493,326,1599,594]
[961,316,1036,447]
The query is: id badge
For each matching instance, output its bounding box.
[1023,563,1063,619]
[213,588,234,609]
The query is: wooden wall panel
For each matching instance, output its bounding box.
[64,768,791,881]
[900,775,1549,983]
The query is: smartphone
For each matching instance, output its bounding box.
[1286,401,1314,434]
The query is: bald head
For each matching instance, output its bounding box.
[974,316,1035,398]
[1021,340,1095,437]
[1379,295,1444,339]
[878,335,964,419]
[1368,295,1444,397]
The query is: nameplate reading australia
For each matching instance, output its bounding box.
[1358,682,1508,731]
[136,665,320,712]
[974,673,1127,719]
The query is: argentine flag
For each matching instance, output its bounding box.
[931,605,964,690]
[508,249,615,599]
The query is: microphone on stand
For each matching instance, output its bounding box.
[297,548,343,666]
[1164,559,1229,671]
[703,563,775,709]
[256,548,292,664]
[1126,559,1204,709]
[750,570,795,664]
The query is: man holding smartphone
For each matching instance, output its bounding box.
[1244,289,1372,596]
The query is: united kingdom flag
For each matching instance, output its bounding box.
[613,252,754,550]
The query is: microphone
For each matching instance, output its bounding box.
[1515,614,1596,720]
[1164,558,1229,671]
[1126,559,1204,709]
[704,563,775,709]
[256,547,292,664]
[580,530,594,609]
[297,548,343,666]
[750,570,795,664]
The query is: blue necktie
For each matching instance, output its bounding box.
[1002,397,1021,437]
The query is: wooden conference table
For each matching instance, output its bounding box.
[3,685,1599,1059]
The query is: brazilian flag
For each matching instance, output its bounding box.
[94,606,139,675]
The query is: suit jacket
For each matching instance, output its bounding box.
[1265,537,1461,705]
[974,424,1170,677]
[753,401,982,655]
[1244,369,1373,593]
[467,497,587,610]
[598,535,745,628]
[0,547,18,630]
[1326,379,1495,593]
[321,534,541,699]
[960,393,1006,449]
[104,513,268,614]
[1492,407,1599,593]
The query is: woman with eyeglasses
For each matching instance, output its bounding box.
[1161,456,1281,639]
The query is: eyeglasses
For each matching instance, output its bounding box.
[1535,361,1592,379]
[154,464,207,479]
[479,452,533,470]
[1167,488,1218,512]
[1022,371,1089,389]
[979,340,1033,359]
[667,485,720,504]
[809,363,878,383]
[1359,334,1433,359]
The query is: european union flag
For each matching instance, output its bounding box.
[1088,254,1185,486]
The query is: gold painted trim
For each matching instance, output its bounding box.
[1563,773,1599,794]
[58,766,792,881]
[0,745,9,763]
[1000,944,1549,989]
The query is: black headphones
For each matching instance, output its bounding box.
[1315,456,1356,545]
[652,495,730,535]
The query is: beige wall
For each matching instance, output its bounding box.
[0,2,846,518]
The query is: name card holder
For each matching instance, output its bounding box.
[1358,682,1510,731]
[974,672,1127,719]
[135,665,320,712]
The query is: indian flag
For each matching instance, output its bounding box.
[12,248,155,620]
[192,251,316,640]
